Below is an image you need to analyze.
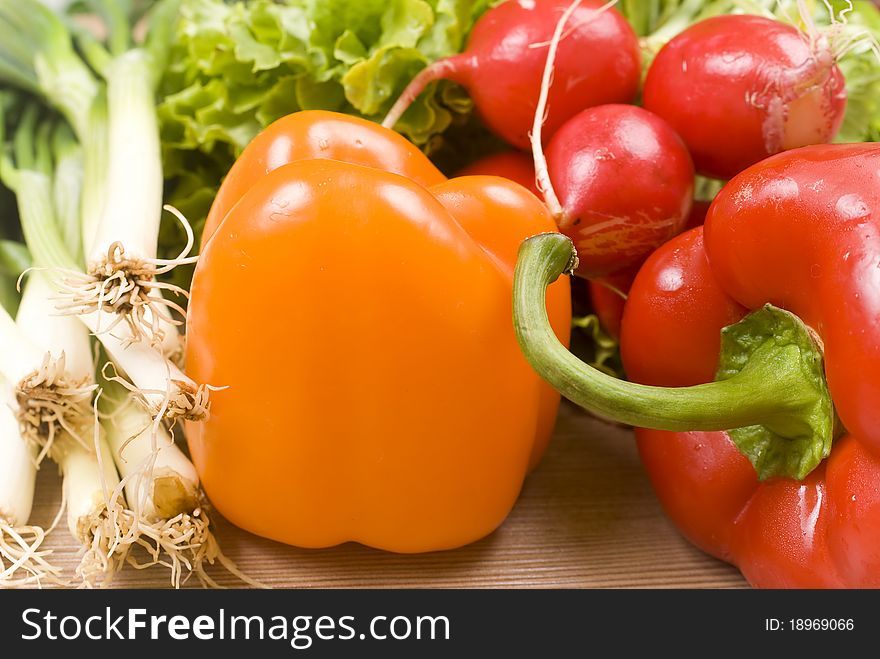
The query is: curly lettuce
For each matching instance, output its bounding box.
[157,0,492,261]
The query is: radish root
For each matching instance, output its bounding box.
[818,0,880,63]
[530,0,619,221]
[596,279,628,300]
[382,57,465,130]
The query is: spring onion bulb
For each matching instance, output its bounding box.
[4,108,209,430]
[2,112,159,588]
[14,273,136,587]
[56,423,137,587]
[0,286,92,464]
[100,379,259,588]
[0,302,45,386]
[59,49,195,348]
[0,0,218,588]
[0,217,95,464]
[0,0,191,351]
[82,308,211,424]
[0,397,63,587]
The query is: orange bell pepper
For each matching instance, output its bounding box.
[185,111,571,552]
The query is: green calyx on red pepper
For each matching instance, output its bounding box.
[515,143,880,589]
[514,232,834,481]
[716,305,836,480]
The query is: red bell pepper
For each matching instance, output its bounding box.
[513,143,880,587]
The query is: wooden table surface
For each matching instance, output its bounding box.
[28,402,747,589]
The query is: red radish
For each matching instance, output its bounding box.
[457,151,539,195]
[588,266,637,340]
[585,192,709,338]
[522,1,694,279]
[643,14,847,179]
[382,0,640,150]
[588,197,707,339]
[543,104,695,278]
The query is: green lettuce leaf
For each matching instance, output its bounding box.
[157,0,492,276]
[571,314,624,379]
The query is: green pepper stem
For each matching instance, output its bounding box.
[513,233,821,435]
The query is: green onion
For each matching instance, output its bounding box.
[0,399,63,587]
